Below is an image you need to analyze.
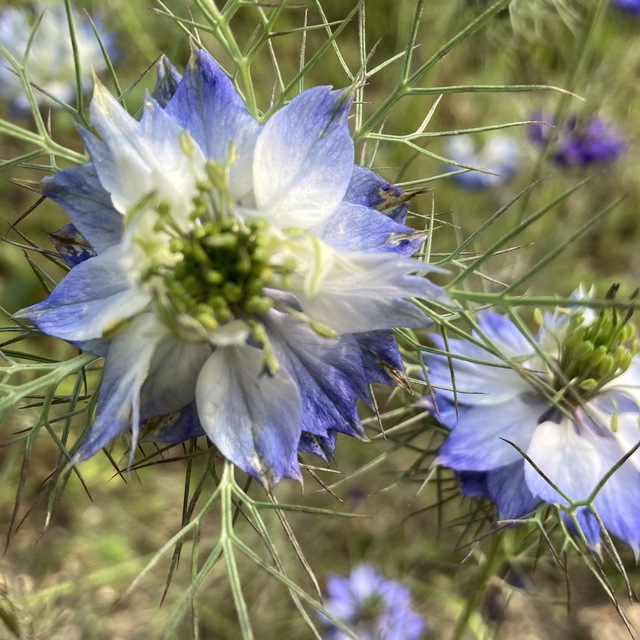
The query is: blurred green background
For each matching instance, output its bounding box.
[1,0,639,638]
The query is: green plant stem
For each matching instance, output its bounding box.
[452,535,505,640]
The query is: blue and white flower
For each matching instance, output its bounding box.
[444,134,520,189]
[17,50,444,486]
[612,0,640,15]
[529,113,626,167]
[0,4,115,111]
[425,292,640,552]
[321,565,426,640]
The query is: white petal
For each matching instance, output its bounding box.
[75,313,166,461]
[288,248,441,333]
[611,412,640,472]
[524,419,607,504]
[253,87,354,229]
[208,319,252,346]
[606,359,640,408]
[88,83,204,221]
[525,417,640,551]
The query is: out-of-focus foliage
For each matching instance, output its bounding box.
[2,1,640,639]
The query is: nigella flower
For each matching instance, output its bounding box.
[529,113,626,166]
[444,134,519,189]
[320,565,426,640]
[612,0,640,15]
[16,50,445,486]
[0,4,116,111]
[425,289,640,551]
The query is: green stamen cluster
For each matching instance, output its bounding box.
[359,594,386,625]
[137,150,299,336]
[158,216,293,331]
[137,149,300,353]
[557,291,639,399]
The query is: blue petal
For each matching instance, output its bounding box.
[448,169,502,190]
[265,311,369,438]
[16,247,151,342]
[355,330,405,387]
[153,55,182,107]
[343,165,410,223]
[298,430,337,460]
[41,163,122,253]
[348,566,382,600]
[458,464,540,525]
[424,335,529,405]
[425,312,534,407]
[325,575,359,620]
[81,86,154,212]
[164,49,260,201]
[476,311,535,357]
[139,336,212,420]
[444,135,519,189]
[49,223,96,267]
[457,471,489,498]
[141,402,206,443]
[524,419,606,508]
[74,314,164,462]
[253,86,354,229]
[562,510,602,549]
[385,610,427,640]
[428,392,472,428]
[485,462,540,520]
[196,345,303,486]
[71,337,111,357]
[312,202,423,256]
[437,394,547,471]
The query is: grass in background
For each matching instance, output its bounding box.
[2,0,640,638]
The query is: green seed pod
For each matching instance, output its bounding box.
[196,312,219,331]
[223,282,243,303]
[579,378,598,393]
[190,241,209,265]
[179,130,196,157]
[205,270,224,285]
[245,296,273,314]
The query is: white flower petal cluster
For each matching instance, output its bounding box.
[0,4,114,110]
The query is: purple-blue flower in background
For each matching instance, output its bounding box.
[424,290,640,552]
[444,134,520,189]
[16,50,445,486]
[0,4,116,111]
[612,0,640,15]
[320,565,426,640]
[529,113,626,166]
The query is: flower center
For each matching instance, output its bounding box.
[358,593,387,625]
[162,216,286,330]
[136,153,296,339]
[556,286,638,399]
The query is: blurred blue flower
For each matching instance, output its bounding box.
[612,0,640,15]
[17,50,445,486]
[0,4,116,111]
[321,565,426,640]
[425,293,640,552]
[529,113,626,166]
[444,134,520,189]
